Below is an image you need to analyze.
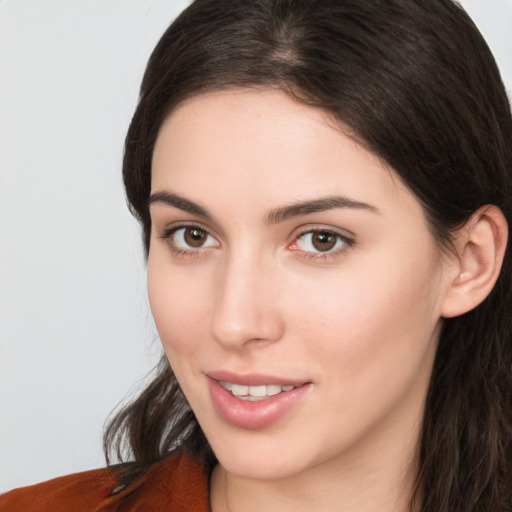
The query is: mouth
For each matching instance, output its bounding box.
[218,381,298,401]
[207,372,312,429]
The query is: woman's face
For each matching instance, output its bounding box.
[148,89,453,481]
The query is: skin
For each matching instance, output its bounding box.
[148,88,459,512]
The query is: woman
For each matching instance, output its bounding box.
[1,0,511,510]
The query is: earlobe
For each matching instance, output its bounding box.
[441,205,508,318]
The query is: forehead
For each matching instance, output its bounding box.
[151,88,423,223]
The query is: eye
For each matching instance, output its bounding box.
[162,225,219,250]
[292,229,351,254]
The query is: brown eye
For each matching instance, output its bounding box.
[183,227,208,247]
[294,229,349,254]
[167,226,218,250]
[311,231,337,252]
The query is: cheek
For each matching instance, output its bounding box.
[288,245,441,384]
[281,252,441,450]
[147,250,213,357]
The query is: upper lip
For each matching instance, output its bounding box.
[207,370,308,387]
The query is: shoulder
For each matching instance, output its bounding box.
[0,465,115,512]
[0,451,209,512]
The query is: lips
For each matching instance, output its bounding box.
[207,371,311,429]
[207,370,306,387]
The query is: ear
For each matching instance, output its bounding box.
[441,205,508,318]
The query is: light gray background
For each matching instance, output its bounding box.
[1,0,511,493]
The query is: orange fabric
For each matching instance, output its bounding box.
[0,451,210,511]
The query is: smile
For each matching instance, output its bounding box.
[219,381,298,401]
[208,375,312,429]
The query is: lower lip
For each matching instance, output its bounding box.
[208,379,311,429]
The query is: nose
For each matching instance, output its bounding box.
[209,252,285,351]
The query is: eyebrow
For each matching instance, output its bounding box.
[149,191,212,219]
[149,191,379,223]
[266,196,379,223]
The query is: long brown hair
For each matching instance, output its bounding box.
[104,0,512,509]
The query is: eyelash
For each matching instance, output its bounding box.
[158,223,354,261]
[290,228,354,261]
[159,223,218,259]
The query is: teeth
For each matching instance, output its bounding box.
[266,385,282,396]
[231,384,249,396]
[221,381,234,391]
[248,385,267,397]
[219,381,298,399]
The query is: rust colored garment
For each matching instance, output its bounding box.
[0,451,210,511]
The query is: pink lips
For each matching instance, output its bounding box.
[207,371,311,429]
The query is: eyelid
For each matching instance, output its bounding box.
[158,220,217,237]
[291,224,355,242]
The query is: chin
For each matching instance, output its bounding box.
[217,453,301,481]
[205,428,320,481]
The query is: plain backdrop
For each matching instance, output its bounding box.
[1,0,511,493]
